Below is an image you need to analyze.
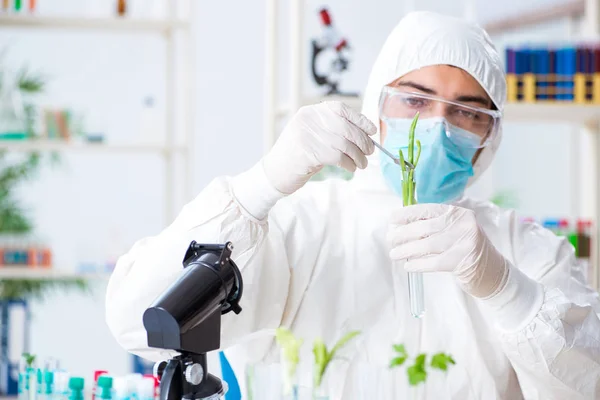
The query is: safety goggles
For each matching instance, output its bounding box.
[379,87,502,149]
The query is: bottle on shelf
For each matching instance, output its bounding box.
[126,374,143,400]
[18,356,33,400]
[112,377,128,400]
[137,377,156,400]
[53,371,71,400]
[96,376,114,400]
[542,218,560,234]
[68,377,85,400]
[576,219,593,260]
[92,371,109,400]
[117,0,127,16]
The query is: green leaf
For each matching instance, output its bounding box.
[398,149,407,173]
[17,67,45,93]
[312,338,328,388]
[330,330,360,356]
[414,140,422,168]
[414,353,426,367]
[312,331,360,389]
[275,327,304,394]
[407,112,420,163]
[389,356,407,368]
[406,354,428,386]
[275,327,303,368]
[430,353,456,371]
[393,344,407,355]
[407,363,427,386]
[389,344,408,369]
[22,353,36,367]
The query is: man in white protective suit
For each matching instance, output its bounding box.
[105,11,600,399]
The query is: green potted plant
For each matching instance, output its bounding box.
[0,59,88,301]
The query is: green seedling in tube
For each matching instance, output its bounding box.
[398,113,425,318]
[312,330,360,390]
[275,327,304,396]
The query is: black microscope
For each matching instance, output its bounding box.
[143,241,243,400]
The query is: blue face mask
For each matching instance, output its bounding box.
[379,118,479,204]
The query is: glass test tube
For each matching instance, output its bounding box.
[403,175,425,318]
[408,272,424,318]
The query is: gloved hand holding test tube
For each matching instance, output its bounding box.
[373,113,425,318]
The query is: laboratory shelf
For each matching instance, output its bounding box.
[0,267,111,281]
[0,15,188,33]
[0,140,185,154]
[503,103,600,124]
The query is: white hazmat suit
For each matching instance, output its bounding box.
[106,11,600,399]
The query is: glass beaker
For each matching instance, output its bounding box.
[347,363,400,400]
[245,363,285,400]
[0,78,28,140]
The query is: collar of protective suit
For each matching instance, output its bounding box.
[351,11,506,193]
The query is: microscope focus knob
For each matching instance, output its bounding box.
[153,361,167,380]
[185,363,204,386]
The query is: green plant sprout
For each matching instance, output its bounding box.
[313,330,361,389]
[22,352,36,368]
[275,327,304,395]
[389,344,455,386]
[398,113,422,206]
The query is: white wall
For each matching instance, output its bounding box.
[0,0,584,384]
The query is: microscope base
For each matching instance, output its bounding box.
[184,374,227,400]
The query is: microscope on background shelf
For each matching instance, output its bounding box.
[143,241,243,400]
[311,7,358,97]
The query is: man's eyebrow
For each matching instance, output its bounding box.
[454,95,491,108]
[396,81,436,95]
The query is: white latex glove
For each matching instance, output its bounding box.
[388,203,547,331]
[263,101,377,195]
[387,204,509,298]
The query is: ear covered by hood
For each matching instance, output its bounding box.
[354,11,507,189]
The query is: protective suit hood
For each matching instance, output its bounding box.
[354,11,506,191]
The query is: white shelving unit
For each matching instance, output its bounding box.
[0,8,195,221]
[0,140,187,154]
[504,101,600,289]
[503,103,600,124]
[0,4,196,280]
[0,15,188,32]
[0,267,110,281]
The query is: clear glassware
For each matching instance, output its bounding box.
[403,177,425,318]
